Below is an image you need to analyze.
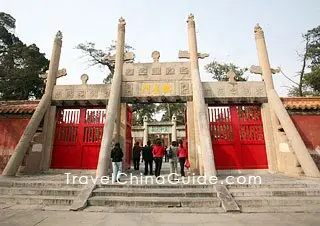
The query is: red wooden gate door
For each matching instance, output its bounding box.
[51,107,105,169]
[208,105,268,169]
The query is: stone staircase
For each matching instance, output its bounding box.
[86,184,225,213]
[228,182,320,213]
[0,176,84,210]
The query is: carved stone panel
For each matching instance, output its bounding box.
[242,87,251,96]
[217,86,225,96]
[123,83,133,96]
[152,68,161,75]
[229,85,239,96]
[89,89,99,98]
[77,90,86,98]
[126,69,134,76]
[180,67,189,74]
[54,90,63,99]
[66,89,75,99]
[255,87,264,96]
[138,67,148,75]
[166,67,175,75]
[180,82,190,95]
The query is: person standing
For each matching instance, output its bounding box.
[177,140,188,177]
[142,140,153,175]
[152,139,165,178]
[167,141,178,181]
[111,142,124,182]
[132,141,141,170]
[164,146,168,162]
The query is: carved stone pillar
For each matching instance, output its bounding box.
[96,18,125,177]
[171,114,177,142]
[40,106,57,171]
[143,116,148,147]
[2,31,62,176]
[187,101,199,174]
[187,14,216,177]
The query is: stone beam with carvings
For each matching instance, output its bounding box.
[178,50,209,59]
[250,65,280,75]
[39,68,67,79]
[52,81,267,104]
[104,52,135,63]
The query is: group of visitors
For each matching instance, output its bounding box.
[132,139,188,180]
[110,139,188,182]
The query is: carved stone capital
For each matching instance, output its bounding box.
[39,68,67,79]
[178,50,209,59]
[118,17,126,32]
[254,23,264,39]
[187,14,195,28]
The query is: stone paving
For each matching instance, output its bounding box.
[0,209,319,226]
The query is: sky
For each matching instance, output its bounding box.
[2,0,320,96]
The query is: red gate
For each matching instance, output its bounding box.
[51,107,105,169]
[125,106,133,169]
[208,105,268,169]
[51,106,133,169]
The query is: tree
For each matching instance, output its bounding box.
[0,12,49,100]
[131,103,158,126]
[76,41,134,83]
[204,60,248,81]
[288,25,320,96]
[156,103,186,125]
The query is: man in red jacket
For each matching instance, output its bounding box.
[177,140,188,177]
[152,139,165,178]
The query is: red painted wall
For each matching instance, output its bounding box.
[290,114,320,150]
[0,117,30,172]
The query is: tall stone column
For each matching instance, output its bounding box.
[119,103,127,168]
[143,116,148,146]
[260,103,278,173]
[255,24,319,177]
[187,101,199,174]
[40,106,57,171]
[2,31,62,176]
[187,14,216,177]
[268,90,320,177]
[254,24,280,171]
[96,18,125,177]
[171,114,177,142]
[113,98,121,143]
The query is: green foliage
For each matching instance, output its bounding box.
[156,103,186,125]
[304,26,320,95]
[76,41,134,83]
[288,25,320,96]
[204,60,248,81]
[0,12,49,100]
[131,103,158,126]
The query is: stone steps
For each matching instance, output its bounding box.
[84,206,225,213]
[240,205,320,213]
[97,184,216,189]
[88,196,221,208]
[0,180,83,188]
[92,188,217,197]
[235,196,320,207]
[227,183,320,189]
[0,187,82,196]
[229,182,320,212]
[0,178,85,208]
[0,195,75,205]
[230,188,320,197]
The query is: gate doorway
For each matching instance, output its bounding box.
[51,107,132,169]
[208,105,268,170]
